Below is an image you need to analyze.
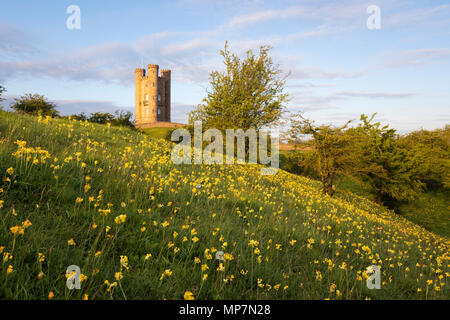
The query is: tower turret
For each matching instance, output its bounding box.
[134,64,171,128]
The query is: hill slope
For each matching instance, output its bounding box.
[0,111,448,299]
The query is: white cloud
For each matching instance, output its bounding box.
[0,23,41,59]
[380,48,450,69]
[0,42,140,84]
[333,91,415,99]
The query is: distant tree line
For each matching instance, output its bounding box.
[0,88,134,128]
[63,110,134,128]
[284,113,449,207]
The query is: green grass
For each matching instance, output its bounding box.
[0,111,448,300]
[338,178,450,238]
[142,127,174,140]
[397,190,450,238]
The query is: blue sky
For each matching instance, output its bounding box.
[1,0,449,132]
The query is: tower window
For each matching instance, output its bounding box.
[145,94,149,100]
[145,108,149,116]
[157,108,161,115]
[158,94,161,102]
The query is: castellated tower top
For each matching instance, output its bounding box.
[134,64,171,128]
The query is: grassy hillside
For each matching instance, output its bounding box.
[280,151,450,239]
[0,111,448,300]
[337,178,450,238]
[142,127,174,140]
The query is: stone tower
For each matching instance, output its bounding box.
[134,64,171,128]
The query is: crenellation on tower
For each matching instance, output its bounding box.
[134,64,171,128]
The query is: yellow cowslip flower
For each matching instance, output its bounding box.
[104,280,118,292]
[315,270,322,281]
[94,251,101,257]
[217,263,225,272]
[115,272,123,281]
[224,253,234,261]
[248,239,259,248]
[6,265,13,274]
[114,214,127,224]
[120,256,129,270]
[3,252,12,262]
[75,197,84,204]
[201,264,209,272]
[92,223,97,229]
[82,294,88,300]
[6,167,14,175]
[48,291,54,299]
[257,278,264,288]
[144,253,152,260]
[80,274,88,282]
[10,225,24,235]
[121,202,126,208]
[22,219,32,228]
[192,236,199,243]
[67,238,76,246]
[184,291,194,300]
[330,283,337,293]
[160,269,173,280]
[38,253,45,262]
[140,226,146,232]
[161,221,170,228]
[202,273,208,281]
[194,257,201,264]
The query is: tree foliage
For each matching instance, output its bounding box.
[0,85,6,110]
[349,114,423,205]
[286,114,356,196]
[0,85,5,101]
[67,110,134,128]
[286,113,427,205]
[189,42,289,132]
[11,93,59,117]
[399,125,450,190]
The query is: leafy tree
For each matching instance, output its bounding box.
[69,112,89,121]
[286,114,356,196]
[88,112,114,124]
[399,126,450,190]
[110,110,134,128]
[189,42,289,132]
[0,85,6,110]
[11,93,59,117]
[349,114,423,205]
